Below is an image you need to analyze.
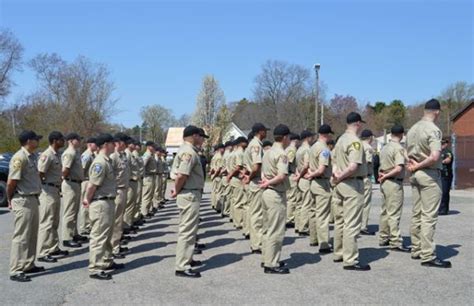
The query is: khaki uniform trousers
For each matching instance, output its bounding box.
[175,189,202,271]
[79,181,91,234]
[62,180,81,241]
[141,175,155,216]
[88,199,115,274]
[154,174,164,207]
[309,178,332,249]
[111,188,127,254]
[221,181,232,217]
[241,184,250,236]
[297,178,312,233]
[211,177,220,209]
[10,195,39,276]
[332,178,363,266]
[247,182,264,251]
[262,188,287,268]
[231,183,247,228]
[410,169,442,262]
[162,175,168,200]
[134,178,143,221]
[361,177,372,231]
[379,179,404,247]
[38,185,61,257]
[286,175,300,224]
[124,180,138,227]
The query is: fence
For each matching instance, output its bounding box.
[453,135,474,189]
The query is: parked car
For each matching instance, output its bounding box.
[0,153,12,207]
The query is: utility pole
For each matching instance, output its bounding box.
[314,63,321,130]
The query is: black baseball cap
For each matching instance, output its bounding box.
[346,112,366,124]
[199,128,210,139]
[318,124,334,134]
[391,124,405,135]
[48,131,64,143]
[86,137,97,144]
[290,133,301,141]
[145,141,155,147]
[19,130,43,144]
[262,140,273,147]
[360,129,373,138]
[224,141,233,147]
[183,125,201,138]
[300,130,315,139]
[252,123,270,133]
[425,99,441,110]
[114,132,130,142]
[65,132,83,141]
[273,124,291,136]
[327,139,335,146]
[96,133,114,146]
[234,136,248,145]
[441,138,449,144]
[134,139,142,146]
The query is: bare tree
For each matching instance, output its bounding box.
[438,81,474,134]
[0,29,23,100]
[192,74,225,127]
[140,104,175,144]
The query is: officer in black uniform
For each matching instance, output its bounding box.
[439,138,453,215]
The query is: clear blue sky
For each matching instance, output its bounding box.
[1,0,472,127]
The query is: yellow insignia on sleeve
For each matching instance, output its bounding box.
[182,153,192,163]
[352,142,361,151]
[13,158,22,170]
[63,155,71,162]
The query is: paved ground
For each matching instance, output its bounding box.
[0,183,473,305]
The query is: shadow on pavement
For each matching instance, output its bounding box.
[359,247,389,264]
[286,252,321,269]
[131,241,168,254]
[142,222,174,232]
[436,244,461,260]
[199,229,233,239]
[200,252,250,272]
[114,255,174,275]
[133,231,175,242]
[283,235,305,246]
[199,221,226,229]
[30,259,89,278]
[205,238,238,250]
[0,209,10,215]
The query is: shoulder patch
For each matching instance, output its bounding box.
[252,146,260,153]
[40,154,48,162]
[281,155,288,164]
[182,153,192,163]
[321,149,330,159]
[81,155,91,163]
[433,130,442,140]
[12,158,22,170]
[93,163,103,174]
[352,142,361,151]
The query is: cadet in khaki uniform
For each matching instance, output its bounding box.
[259,124,291,274]
[153,148,164,210]
[110,133,131,257]
[285,134,300,229]
[8,131,44,282]
[83,133,122,280]
[141,142,157,218]
[360,129,375,235]
[161,150,169,202]
[406,99,451,268]
[293,130,315,236]
[37,131,68,263]
[220,142,234,218]
[210,144,224,211]
[305,125,334,253]
[124,138,140,230]
[226,137,248,229]
[332,112,370,271]
[62,133,86,248]
[80,137,98,236]
[242,124,269,250]
[378,124,410,252]
[133,140,145,225]
[172,126,207,278]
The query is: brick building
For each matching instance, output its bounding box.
[452,100,474,189]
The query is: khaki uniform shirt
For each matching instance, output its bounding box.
[162,157,169,174]
[334,131,366,178]
[175,141,204,190]
[363,141,373,176]
[134,150,145,178]
[380,140,406,179]
[89,152,117,198]
[285,144,297,174]
[81,149,95,180]
[262,142,289,193]
[9,147,41,195]
[221,149,231,176]
[296,142,311,174]
[309,141,332,178]
[229,146,244,187]
[406,119,442,170]
[126,149,140,181]
[110,150,130,188]
[244,138,263,184]
[62,146,84,181]
[142,151,157,176]
[38,146,62,186]
[156,155,164,174]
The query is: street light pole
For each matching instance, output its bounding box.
[314,63,321,130]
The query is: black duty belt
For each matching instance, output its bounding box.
[130,179,138,182]
[42,183,61,189]
[92,196,116,201]
[14,192,39,198]
[144,173,156,176]
[182,188,203,192]
[64,178,82,184]
[344,176,364,181]
[387,178,404,182]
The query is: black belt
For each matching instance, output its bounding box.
[130,179,138,182]
[144,173,156,176]
[344,176,364,181]
[64,178,82,184]
[42,183,61,189]
[92,196,116,201]
[182,188,203,191]
[14,192,39,198]
[313,177,330,180]
[387,178,404,182]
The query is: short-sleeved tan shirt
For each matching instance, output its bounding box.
[62,146,84,181]
[81,149,95,180]
[9,147,41,195]
[126,148,140,181]
[380,140,406,179]
[133,150,145,178]
[406,119,442,170]
[175,141,204,190]
[296,142,310,174]
[334,131,366,178]
[262,142,289,193]
[156,155,164,174]
[285,144,297,174]
[244,138,263,183]
[38,146,62,185]
[142,151,157,175]
[110,150,130,188]
[89,152,117,198]
[309,140,332,178]
[363,141,374,176]
[229,146,244,187]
